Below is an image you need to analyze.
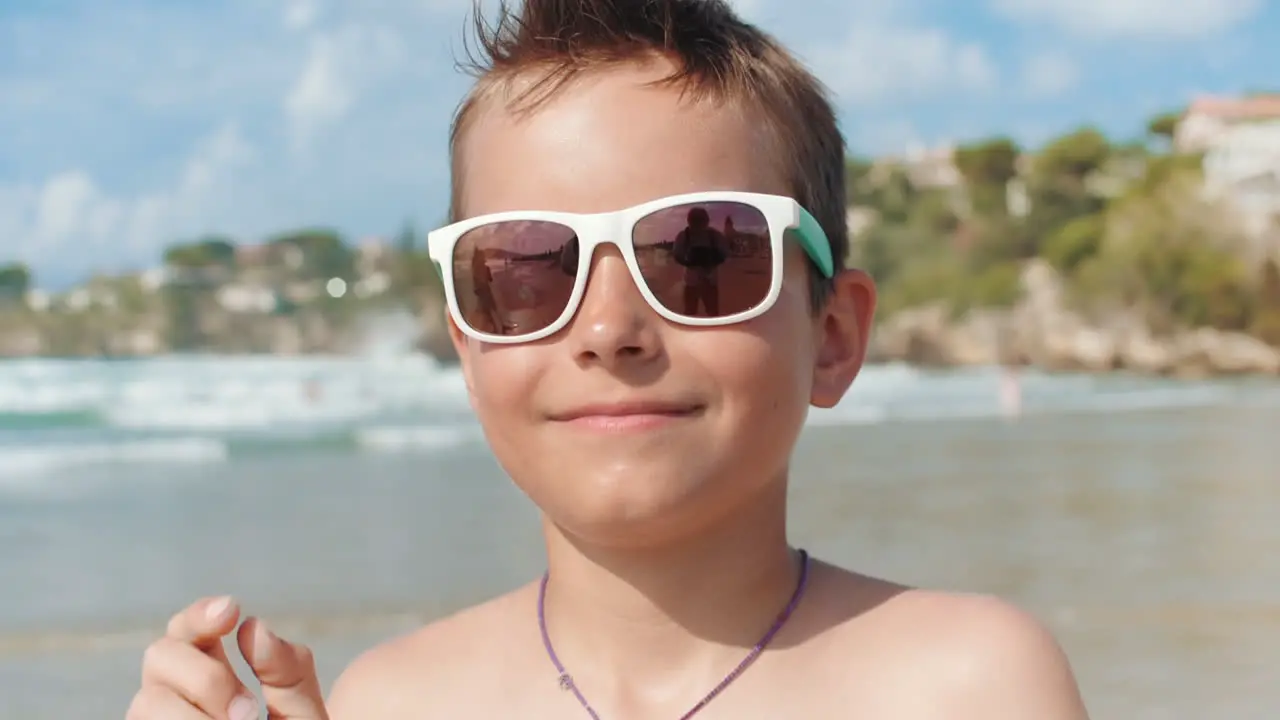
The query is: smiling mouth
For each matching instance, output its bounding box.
[549,402,704,431]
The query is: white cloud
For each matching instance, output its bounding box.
[283,24,409,152]
[283,0,321,31]
[3,124,256,271]
[35,173,102,243]
[1021,50,1078,98]
[812,23,997,103]
[176,124,257,205]
[990,0,1263,39]
[285,35,355,148]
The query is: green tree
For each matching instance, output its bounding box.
[863,166,916,225]
[1146,111,1181,141]
[1042,214,1105,273]
[395,220,418,255]
[907,188,961,236]
[875,254,963,316]
[164,236,237,269]
[270,229,354,280]
[1034,127,1111,183]
[967,215,1031,266]
[855,222,912,285]
[955,137,1020,187]
[1252,258,1280,345]
[163,285,208,351]
[1081,167,1252,332]
[953,261,1023,313]
[1161,245,1252,330]
[1135,152,1204,194]
[159,237,238,348]
[954,137,1021,216]
[0,263,32,301]
[383,219,443,303]
[844,156,876,206]
[1019,127,1114,256]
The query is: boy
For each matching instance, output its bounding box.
[127,1,1090,718]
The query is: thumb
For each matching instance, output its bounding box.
[237,617,328,720]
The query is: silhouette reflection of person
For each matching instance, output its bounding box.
[558,235,579,277]
[673,206,729,315]
[470,248,501,333]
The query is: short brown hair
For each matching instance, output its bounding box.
[448,0,847,308]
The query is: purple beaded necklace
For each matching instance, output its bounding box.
[537,549,810,719]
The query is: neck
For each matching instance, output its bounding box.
[537,478,802,696]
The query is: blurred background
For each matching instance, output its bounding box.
[2,0,1278,717]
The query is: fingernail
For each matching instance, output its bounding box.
[254,620,276,661]
[228,693,258,720]
[205,596,233,622]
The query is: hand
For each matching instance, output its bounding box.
[127,596,329,719]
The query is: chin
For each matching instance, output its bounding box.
[531,461,726,548]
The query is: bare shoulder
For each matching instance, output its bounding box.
[880,588,1088,717]
[326,583,542,718]
[811,566,1089,719]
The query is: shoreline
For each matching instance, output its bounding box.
[1,341,1275,378]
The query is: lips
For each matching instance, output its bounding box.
[547,399,704,423]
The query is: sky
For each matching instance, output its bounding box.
[1,0,1278,287]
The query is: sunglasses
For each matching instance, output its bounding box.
[427,191,833,344]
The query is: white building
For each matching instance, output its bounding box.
[139,267,169,293]
[901,142,963,189]
[217,284,277,313]
[23,289,50,311]
[1175,95,1280,153]
[1177,95,1280,241]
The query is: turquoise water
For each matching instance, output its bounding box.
[0,355,1246,473]
[1,357,1277,718]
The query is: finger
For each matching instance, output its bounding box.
[126,686,212,720]
[141,637,259,720]
[166,596,242,659]
[237,617,328,720]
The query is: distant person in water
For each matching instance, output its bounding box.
[127,1,1089,719]
[1000,363,1024,419]
[673,205,730,315]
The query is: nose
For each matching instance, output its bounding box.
[565,245,664,370]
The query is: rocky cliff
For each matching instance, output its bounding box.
[868,259,1280,376]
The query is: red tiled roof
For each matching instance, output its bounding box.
[1187,95,1280,120]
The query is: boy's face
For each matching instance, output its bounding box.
[450,59,875,546]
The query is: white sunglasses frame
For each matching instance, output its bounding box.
[426,190,834,344]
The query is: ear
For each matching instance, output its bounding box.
[810,268,877,409]
[446,314,477,396]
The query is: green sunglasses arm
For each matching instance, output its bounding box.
[795,206,835,278]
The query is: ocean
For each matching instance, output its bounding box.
[0,355,1276,718]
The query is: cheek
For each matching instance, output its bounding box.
[692,328,812,482]
[698,300,815,424]
[464,344,541,427]
[702,335,801,403]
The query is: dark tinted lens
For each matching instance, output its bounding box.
[452,220,579,336]
[632,201,772,318]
